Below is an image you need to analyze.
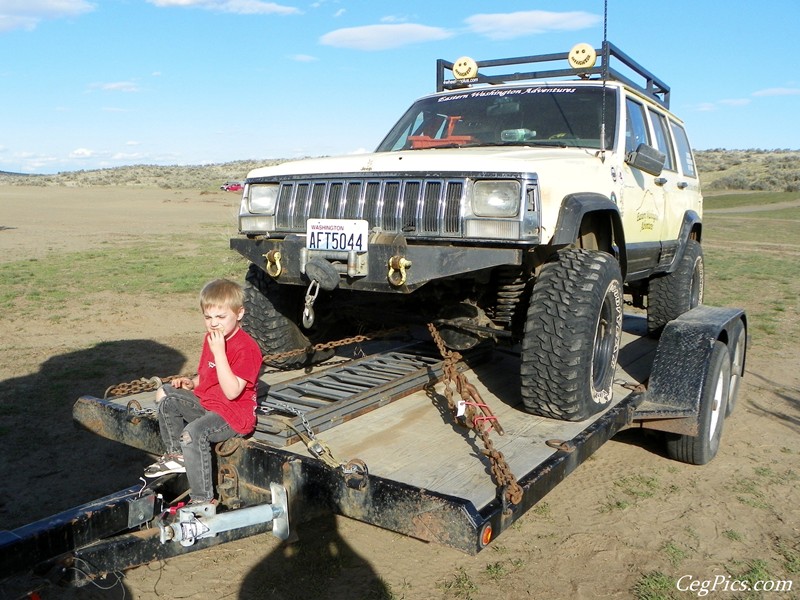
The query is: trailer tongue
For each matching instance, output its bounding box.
[1,307,746,591]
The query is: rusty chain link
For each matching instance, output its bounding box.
[427,323,523,507]
[104,326,409,397]
[260,326,408,367]
[105,375,187,398]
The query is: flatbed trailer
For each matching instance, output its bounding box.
[0,306,746,591]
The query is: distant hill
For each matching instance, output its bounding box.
[0,159,291,190]
[696,149,800,192]
[1,150,799,192]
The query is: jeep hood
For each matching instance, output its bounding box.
[246,147,603,179]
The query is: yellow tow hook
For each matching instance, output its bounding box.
[387,255,411,287]
[264,250,282,278]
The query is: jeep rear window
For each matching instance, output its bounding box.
[650,110,676,172]
[376,86,617,152]
[670,121,697,178]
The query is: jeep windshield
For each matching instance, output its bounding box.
[376,85,617,152]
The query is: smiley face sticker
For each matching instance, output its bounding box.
[452,56,478,80]
[568,43,597,70]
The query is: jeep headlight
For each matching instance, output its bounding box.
[248,183,279,214]
[472,180,520,217]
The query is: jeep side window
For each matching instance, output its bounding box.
[625,98,650,155]
[650,110,676,172]
[670,121,698,178]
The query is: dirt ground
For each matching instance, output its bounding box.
[0,186,798,600]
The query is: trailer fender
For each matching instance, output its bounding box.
[635,305,747,435]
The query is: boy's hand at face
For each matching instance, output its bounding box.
[208,327,227,356]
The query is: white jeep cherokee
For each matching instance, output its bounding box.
[231,42,704,421]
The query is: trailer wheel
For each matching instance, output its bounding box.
[725,320,746,417]
[520,248,623,421]
[242,264,320,367]
[666,340,730,465]
[647,239,704,337]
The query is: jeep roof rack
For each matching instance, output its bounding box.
[436,41,670,108]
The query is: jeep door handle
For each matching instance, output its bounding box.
[654,177,667,186]
[677,181,689,189]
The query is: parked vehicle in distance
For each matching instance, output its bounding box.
[221,181,243,192]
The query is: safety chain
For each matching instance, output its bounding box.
[426,323,523,507]
[104,326,409,397]
[105,375,190,399]
[261,326,408,367]
[274,401,369,489]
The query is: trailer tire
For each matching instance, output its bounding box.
[666,340,730,465]
[520,248,623,421]
[725,320,746,417]
[647,239,704,337]
[242,264,326,367]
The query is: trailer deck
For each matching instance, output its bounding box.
[1,306,747,587]
[68,313,657,552]
[264,315,654,511]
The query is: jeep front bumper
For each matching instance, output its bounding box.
[230,235,524,293]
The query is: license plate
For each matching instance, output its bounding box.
[306,219,369,252]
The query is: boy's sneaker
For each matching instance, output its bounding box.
[144,454,186,477]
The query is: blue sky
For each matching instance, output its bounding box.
[1,0,799,174]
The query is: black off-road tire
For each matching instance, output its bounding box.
[242,264,315,367]
[647,239,704,337]
[666,340,730,465]
[520,248,624,421]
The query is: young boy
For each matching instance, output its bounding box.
[144,279,263,506]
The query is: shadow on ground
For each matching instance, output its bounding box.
[239,513,391,600]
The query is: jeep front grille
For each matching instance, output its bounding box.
[273,177,465,237]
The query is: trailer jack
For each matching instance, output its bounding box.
[160,483,290,547]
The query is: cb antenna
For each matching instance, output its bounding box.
[600,0,609,158]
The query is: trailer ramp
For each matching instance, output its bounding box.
[255,342,490,445]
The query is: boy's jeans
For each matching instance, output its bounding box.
[157,384,237,502]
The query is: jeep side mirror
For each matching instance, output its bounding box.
[626,143,666,176]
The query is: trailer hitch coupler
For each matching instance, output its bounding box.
[159,483,290,547]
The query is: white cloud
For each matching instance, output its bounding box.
[146,0,300,15]
[289,54,317,62]
[694,103,717,112]
[333,8,344,18]
[0,0,95,32]
[90,81,140,92]
[719,98,751,107]
[379,15,408,24]
[320,24,452,51]
[465,10,600,40]
[69,148,96,159]
[694,98,751,112]
[752,87,800,97]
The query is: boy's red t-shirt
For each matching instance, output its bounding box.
[193,327,262,434]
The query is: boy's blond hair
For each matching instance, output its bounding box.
[199,279,245,311]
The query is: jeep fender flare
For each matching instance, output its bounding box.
[664,210,702,274]
[551,193,627,278]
